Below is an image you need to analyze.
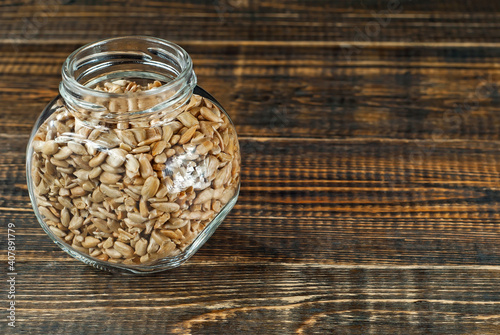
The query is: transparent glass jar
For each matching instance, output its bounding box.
[26,36,240,273]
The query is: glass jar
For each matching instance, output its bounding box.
[26,36,240,273]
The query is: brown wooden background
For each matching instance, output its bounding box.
[1,0,500,334]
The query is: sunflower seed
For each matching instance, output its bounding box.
[138,154,154,178]
[106,148,127,167]
[142,176,160,198]
[105,248,123,259]
[177,111,199,127]
[53,146,73,160]
[100,184,122,198]
[60,207,70,227]
[150,202,180,213]
[42,140,59,155]
[113,241,134,258]
[179,125,198,145]
[39,206,59,222]
[69,216,84,230]
[92,217,111,233]
[163,218,187,229]
[151,140,167,156]
[134,238,148,256]
[68,141,88,155]
[100,171,122,184]
[200,107,223,123]
[151,229,170,246]
[88,151,108,167]
[125,154,140,173]
[82,236,101,248]
[195,140,214,155]
[50,226,67,237]
[88,166,103,179]
[194,188,214,205]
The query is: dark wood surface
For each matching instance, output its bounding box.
[1,0,500,334]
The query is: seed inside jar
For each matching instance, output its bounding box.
[31,79,240,265]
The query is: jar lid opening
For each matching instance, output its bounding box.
[60,36,197,121]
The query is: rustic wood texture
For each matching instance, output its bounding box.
[1,0,500,334]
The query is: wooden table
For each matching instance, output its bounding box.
[1,1,500,334]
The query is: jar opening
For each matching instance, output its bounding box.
[60,36,197,122]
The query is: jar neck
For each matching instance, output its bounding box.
[59,36,197,123]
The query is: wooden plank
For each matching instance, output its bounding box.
[3,212,500,265]
[7,137,500,211]
[2,137,499,266]
[1,261,499,334]
[1,0,500,45]
[0,46,499,140]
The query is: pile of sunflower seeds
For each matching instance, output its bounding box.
[31,80,240,265]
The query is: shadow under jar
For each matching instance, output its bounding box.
[26,36,241,273]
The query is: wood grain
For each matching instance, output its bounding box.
[4,260,500,334]
[1,136,500,267]
[1,45,500,140]
[1,0,500,334]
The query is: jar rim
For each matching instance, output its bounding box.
[61,35,195,99]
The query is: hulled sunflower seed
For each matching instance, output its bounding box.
[68,141,88,155]
[69,216,84,230]
[39,206,59,222]
[89,166,103,179]
[105,248,123,259]
[150,202,180,213]
[151,140,167,156]
[142,176,160,198]
[195,140,214,155]
[53,146,73,160]
[125,154,140,173]
[92,217,111,233]
[194,188,214,205]
[42,141,59,155]
[100,184,122,198]
[60,207,70,227]
[179,125,198,145]
[134,238,148,256]
[100,171,122,184]
[82,236,101,248]
[88,151,107,167]
[106,148,127,168]
[50,226,67,237]
[177,111,199,127]
[163,218,187,229]
[138,154,154,178]
[113,241,134,258]
[200,107,223,123]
